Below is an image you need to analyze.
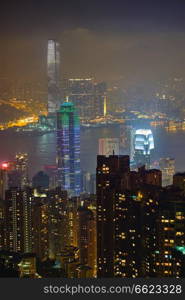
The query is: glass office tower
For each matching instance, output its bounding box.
[134,129,154,169]
[47,39,60,114]
[57,102,81,196]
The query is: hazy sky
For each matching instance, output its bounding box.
[1,0,185,83]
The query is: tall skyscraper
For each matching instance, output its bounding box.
[47,39,60,114]
[77,206,96,277]
[57,102,81,196]
[96,155,130,277]
[134,129,154,169]
[15,153,29,188]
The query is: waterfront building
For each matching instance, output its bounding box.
[134,129,154,169]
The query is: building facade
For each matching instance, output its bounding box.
[47,39,61,114]
[134,129,154,169]
[57,102,81,196]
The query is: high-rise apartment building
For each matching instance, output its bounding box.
[5,188,33,253]
[15,153,29,188]
[32,197,49,260]
[173,172,185,191]
[0,161,15,199]
[156,187,185,277]
[47,188,68,257]
[96,155,162,278]
[159,158,175,187]
[0,169,7,201]
[96,155,130,277]
[47,39,61,114]
[57,102,81,196]
[77,206,96,277]
[0,203,4,250]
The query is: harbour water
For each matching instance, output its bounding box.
[0,126,185,178]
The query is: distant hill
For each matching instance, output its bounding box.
[0,104,28,123]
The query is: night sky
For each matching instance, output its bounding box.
[1,0,185,83]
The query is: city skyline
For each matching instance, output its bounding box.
[1,0,185,283]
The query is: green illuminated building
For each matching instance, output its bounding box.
[56,102,81,196]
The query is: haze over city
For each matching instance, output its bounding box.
[1,0,185,284]
[1,0,185,83]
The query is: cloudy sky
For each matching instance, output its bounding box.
[1,0,185,83]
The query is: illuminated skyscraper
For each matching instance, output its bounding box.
[7,154,28,189]
[0,161,15,199]
[57,102,81,196]
[47,39,60,113]
[77,206,96,277]
[5,188,33,253]
[96,155,130,277]
[134,129,154,169]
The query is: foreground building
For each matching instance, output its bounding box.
[96,154,162,278]
[5,188,33,253]
[159,158,175,187]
